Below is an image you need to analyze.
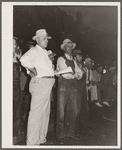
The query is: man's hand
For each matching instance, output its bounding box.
[28,67,37,77]
[74,72,82,80]
[54,70,60,77]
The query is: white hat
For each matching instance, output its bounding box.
[84,58,94,64]
[60,39,76,50]
[32,29,52,41]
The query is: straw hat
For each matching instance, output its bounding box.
[32,29,52,41]
[84,58,94,64]
[73,49,82,55]
[60,39,76,50]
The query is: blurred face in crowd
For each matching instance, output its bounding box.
[110,69,116,75]
[97,66,103,74]
[64,42,73,55]
[48,54,55,62]
[75,54,83,63]
[36,36,48,49]
[85,61,93,69]
[13,39,17,51]
[28,44,34,49]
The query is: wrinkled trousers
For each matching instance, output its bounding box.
[76,80,89,134]
[56,77,78,139]
[27,78,55,145]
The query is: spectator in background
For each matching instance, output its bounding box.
[84,58,98,102]
[47,50,56,69]
[13,36,22,144]
[94,65,104,107]
[20,29,55,145]
[47,50,56,104]
[101,66,117,106]
[73,49,90,137]
[26,41,35,49]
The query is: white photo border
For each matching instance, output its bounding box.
[2,2,121,149]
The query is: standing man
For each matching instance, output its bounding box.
[20,29,55,145]
[101,66,117,106]
[94,65,104,107]
[13,36,22,144]
[84,58,98,102]
[56,39,82,142]
[73,50,90,136]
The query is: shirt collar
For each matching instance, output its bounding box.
[64,53,73,60]
[36,44,47,53]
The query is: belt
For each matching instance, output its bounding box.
[42,76,54,78]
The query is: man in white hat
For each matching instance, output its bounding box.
[56,39,83,142]
[20,29,55,145]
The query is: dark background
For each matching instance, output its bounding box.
[13,6,117,67]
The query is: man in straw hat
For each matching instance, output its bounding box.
[56,39,83,142]
[20,29,55,145]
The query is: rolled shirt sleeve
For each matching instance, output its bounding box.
[57,57,75,79]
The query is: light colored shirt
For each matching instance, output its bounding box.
[95,73,101,82]
[86,69,98,83]
[20,44,54,78]
[56,53,83,79]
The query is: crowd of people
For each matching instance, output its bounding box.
[13,29,117,145]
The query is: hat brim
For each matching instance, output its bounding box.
[32,35,52,41]
[61,43,76,50]
[85,60,94,64]
[73,52,82,55]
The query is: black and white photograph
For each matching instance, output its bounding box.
[2,2,121,149]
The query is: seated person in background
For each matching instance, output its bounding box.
[84,58,98,103]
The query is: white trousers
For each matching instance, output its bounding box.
[86,85,98,101]
[27,78,55,145]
